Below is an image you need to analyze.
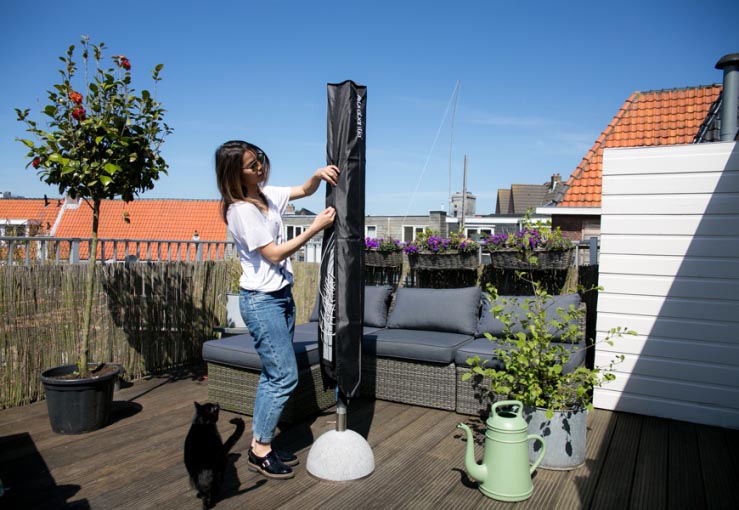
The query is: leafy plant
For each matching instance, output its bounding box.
[364,237,403,252]
[402,229,479,255]
[227,256,243,293]
[16,36,171,377]
[463,275,635,419]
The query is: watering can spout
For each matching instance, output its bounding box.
[457,422,487,483]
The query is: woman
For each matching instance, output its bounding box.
[215,140,338,479]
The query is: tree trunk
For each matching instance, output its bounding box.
[79,199,100,378]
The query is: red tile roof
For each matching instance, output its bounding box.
[54,199,226,260]
[559,84,723,207]
[0,198,62,234]
[55,199,224,240]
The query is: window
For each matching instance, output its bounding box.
[464,228,492,241]
[365,225,377,238]
[286,225,307,241]
[2,224,26,237]
[402,225,425,243]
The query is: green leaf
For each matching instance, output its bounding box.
[104,163,121,175]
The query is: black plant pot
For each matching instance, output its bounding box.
[40,363,120,434]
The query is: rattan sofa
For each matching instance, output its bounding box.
[202,286,586,421]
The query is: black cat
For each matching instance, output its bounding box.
[184,402,244,510]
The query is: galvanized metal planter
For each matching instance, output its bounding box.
[524,405,587,470]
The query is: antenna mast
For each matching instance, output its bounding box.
[448,80,460,212]
[461,155,467,233]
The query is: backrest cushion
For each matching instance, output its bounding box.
[309,285,395,328]
[386,286,481,335]
[363,285,395,328]
[476,293,582,340]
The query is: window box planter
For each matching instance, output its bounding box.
[487,248,575,270]
[365,250,403,268]
[407,251,478,270]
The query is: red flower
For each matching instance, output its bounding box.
[120,57,131,70]
[69,91,83,104]
[71,107,86,121]
[32,157,41,168]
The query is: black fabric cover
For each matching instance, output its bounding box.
[318,80,367,398]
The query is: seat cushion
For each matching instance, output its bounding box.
[363,328,474,364]
[386,286,481,335]
[455,336,586,373]
[202,330,319,370]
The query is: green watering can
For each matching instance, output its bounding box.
[457,400,546,502]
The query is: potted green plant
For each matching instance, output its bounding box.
[464,276,635,469]
[484,212,575,269]
[16,36,171,433]
[364,236,403,267]
[403,229,479,270]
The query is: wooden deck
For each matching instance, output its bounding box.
[1,369,737,510]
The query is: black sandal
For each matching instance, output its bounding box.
[247,448,294,479]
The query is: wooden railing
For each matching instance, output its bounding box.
[0,236,236,266]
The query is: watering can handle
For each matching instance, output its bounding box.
[491,400,523,416]
[528,434,546,474]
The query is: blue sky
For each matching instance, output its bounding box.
[1,0,737,216]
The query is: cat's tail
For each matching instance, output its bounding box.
[223,417,245,452]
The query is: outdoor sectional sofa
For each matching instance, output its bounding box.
[202,285,586,422]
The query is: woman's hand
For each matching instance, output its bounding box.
[290,166,341,200]
[311,207,336,232]
[315,165,340,187]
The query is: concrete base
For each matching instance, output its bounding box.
[306,429,375,481]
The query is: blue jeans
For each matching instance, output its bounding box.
[240,285,298,443]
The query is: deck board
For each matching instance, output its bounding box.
[668,420,706,510]
[630,416,669,510]
[1,370,737,510]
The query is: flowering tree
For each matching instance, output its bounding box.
[16,36,171,377]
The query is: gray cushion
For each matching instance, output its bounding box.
[476,293,581,341]
[309,292,320,322]
[455,336,586,373]
[294,322,384,343]
[386,286,481,335]
[309,285,395,328]
[362,328,474,364]
[202,327,319,370]
[454,337,510,369]
[363,285,394,328]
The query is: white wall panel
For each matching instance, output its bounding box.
[597,313,739,347]
[602,214,739,236]
[594,142,739,429]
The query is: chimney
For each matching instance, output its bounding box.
[715,53,739,142]
[550,173,561,190]
[64,192,80,208]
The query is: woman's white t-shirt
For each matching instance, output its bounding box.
[226,186,293,293]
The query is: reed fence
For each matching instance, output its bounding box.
[0,259,596,410]
[0,261,321,409]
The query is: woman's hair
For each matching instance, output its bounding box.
[214,140,271,223]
